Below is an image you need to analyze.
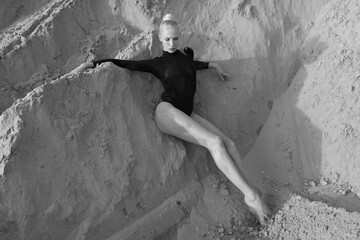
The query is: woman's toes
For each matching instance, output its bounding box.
[244,195,271,225]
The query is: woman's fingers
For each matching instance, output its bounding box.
[218,71,230,81]
[221,72,231,80]
[219,73,226,81]
[62,62,93,79]
[63,70,80,79]
[65,73,77,78]
[64,71,76,78]
[63,73,72,78]
[64,65,86,78]
[214,65,230,81]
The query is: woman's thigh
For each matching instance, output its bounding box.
[191,113,233,144]
[155,102,218,148]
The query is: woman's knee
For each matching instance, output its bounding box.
[226,139,237,150]
[210,135,236,150]
[208,135,225,150]
[156,102,171,117]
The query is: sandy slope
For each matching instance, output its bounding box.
[1,0,360,239]
[244,0,360,207]
[244,0,360,239]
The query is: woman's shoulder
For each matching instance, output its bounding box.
[181,47,194,59]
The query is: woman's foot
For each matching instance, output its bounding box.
[244,194,271,225]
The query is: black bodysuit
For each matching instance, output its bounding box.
[92,47,209,116]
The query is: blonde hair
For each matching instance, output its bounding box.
[162,13,177,22]
[159,14,179,34]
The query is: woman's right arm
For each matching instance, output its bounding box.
[64,58,158,78]
[63,62,95,78]
[92,59,157,73]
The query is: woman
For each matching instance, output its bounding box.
[65,14,270,224]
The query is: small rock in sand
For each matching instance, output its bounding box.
[284,205,292,211]
[309,181,316,187]
[320,179,328,186]
[338,189,350,195]
[220,188,230,196]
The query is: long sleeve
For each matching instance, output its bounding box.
[182,47,209,70]
[91,58,158,75]
[194,60,209,70]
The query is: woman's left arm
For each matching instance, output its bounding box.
[208,62,230,81]
[189,45,230,81]
[194,60,230,81]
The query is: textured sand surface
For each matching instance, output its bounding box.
[1,0,360,239]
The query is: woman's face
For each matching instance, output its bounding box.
[159,25,180,53]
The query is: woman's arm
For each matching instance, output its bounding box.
[208,62,230,81]
[194,60,209,70]
[64,58,159,78]
[63,62,95,78]
[92,59,157,74]
[191,46,230,80]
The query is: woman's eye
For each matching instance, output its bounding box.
[164,37,178,41]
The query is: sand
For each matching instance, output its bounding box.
[1,0,360,239]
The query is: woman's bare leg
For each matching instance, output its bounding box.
[155,102,268,224]
[191,113,271,224]
[191,113,246,169]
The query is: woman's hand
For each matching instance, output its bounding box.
[63,62,94,78]
[209,62,230,81]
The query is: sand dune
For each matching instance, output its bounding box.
[1,0,360,239]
